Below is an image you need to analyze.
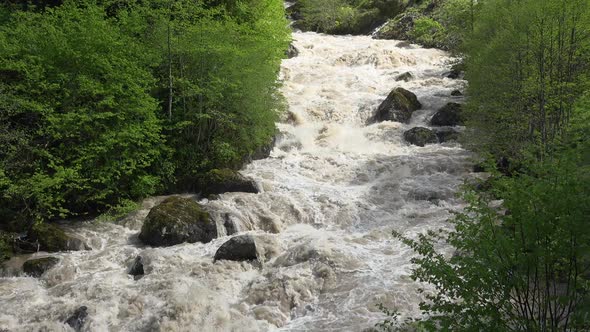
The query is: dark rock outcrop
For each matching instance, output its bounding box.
[23,256,59,277]
[430,102,464,126]
[139,196,217,247]
[451,89,462,96]
[65,306,88,332]
[394,72,413,82]
[403,127,437,147]
[198,169,259,196]
[0,231,14,262]
[214,235,258,262]
[435,128,461,143]
[248,136,276,161]
[128,256,144,279]
[370,87,421,124]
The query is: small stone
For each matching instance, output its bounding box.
[128,256,144,279]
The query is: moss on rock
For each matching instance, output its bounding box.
[24,223,86,252]
[139,196,217,247]
[403,127,438,147]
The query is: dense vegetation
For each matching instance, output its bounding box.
[379,0,590,330]
[0,0,289,234]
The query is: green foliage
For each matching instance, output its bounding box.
[296,0,407,34]
[393,141,590,330]
[463,0,590,161]
[0,0,289,235]
[408,16,445,47]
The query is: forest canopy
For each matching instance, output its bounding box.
[0,0,290,228]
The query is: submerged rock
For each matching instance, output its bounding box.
[403,127,437,147]
[430,102,464,126]
[198,169,259,196]
[139,196,217,247]
[435,128,461,143]
[214,235,258,262]
[370,87,421,124]
[286,43,299,58]
[65,306,88,332]
[23,256,59,277]
[128,256,144,279]
[394,71,413,82]
[451,89,463,96]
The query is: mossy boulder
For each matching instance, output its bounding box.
[373,11,421,41]
[435,128,461,143]
[370,87,421,124]
[19,223,88,253]
[139,196,217,247]
[430,102,464,126]
[23,256,60,277]
[198,169,259,196]
[403,127,437,147]
[214,235,258,262]
[443,62,466,79]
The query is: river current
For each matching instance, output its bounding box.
[0,31,471,331]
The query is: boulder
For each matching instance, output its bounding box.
[373,12,420,41]
[198,169,259,196]
[286,43,299,58]
[128,256,144,279]
[370,87,421,124]
[65,306,88,332]
[18,223,88,253]
[403,127,437,147]
[451,89,463,96]
[435,128,461,143]
[394,72,413,82]
[430,102,464,126]
[139,196,217,247]
[23,256,59,277]
[214,235,258,262]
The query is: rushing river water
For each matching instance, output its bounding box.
[1,32,472,331]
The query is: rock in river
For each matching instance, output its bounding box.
[370,87,421,124]
[139,196,217,247]
[214,235,258,262]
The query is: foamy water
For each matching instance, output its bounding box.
[0,32,471,331]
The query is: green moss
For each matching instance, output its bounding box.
[393,87,422,112]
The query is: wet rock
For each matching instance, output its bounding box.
[430,102,464,126]
[139,196,217,247]
[248,136,276,161]
[198,169,259,196]
[223,214,238,236]
[214,235,258,262]
[128,256,144,279]
[65,306,88,332]
[394,71,413,82]
[473,163,486,173]
[18,223,88,253]
[395,41,412,48]
[443,63,465,79]
[286,43,299,58]
[451,89,463,96]
[23,256,59,277]
[403,127,437,147]
[435,128,461,143]
[370,87,421,124]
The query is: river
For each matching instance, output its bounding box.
[0,31,471,331]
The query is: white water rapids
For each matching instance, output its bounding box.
[0,32,472,331]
